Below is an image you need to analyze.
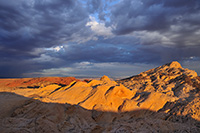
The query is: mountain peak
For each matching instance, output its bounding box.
[165,61,182,68]
[100,75,111,81]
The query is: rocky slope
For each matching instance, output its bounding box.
[0,61,200,132]
[117,61,200,121]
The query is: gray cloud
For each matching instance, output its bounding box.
[111,0,200,37]
[0,0,200,78]
[0,0,93,77]
[0,0,90,52]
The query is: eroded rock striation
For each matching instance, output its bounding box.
[117,61,200,120]
[0,61,200,132]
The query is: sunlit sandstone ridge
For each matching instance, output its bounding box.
[0,61,200,132]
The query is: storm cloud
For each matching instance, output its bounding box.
[0,0,200,78]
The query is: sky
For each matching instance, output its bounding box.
[0,0,200,78]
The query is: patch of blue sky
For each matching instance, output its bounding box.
[78,0,87,6]
[107,0,121,6]
[88,0,121,23]
[102,0,121,22]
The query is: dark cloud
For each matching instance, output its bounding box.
[0,0,89,52]
[0,0,200,78]
[111,0,200,35]
[0,0,93,77]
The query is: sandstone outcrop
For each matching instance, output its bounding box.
[117,61,200,121]
[0,61,199,132]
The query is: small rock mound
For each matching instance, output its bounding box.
[100,75,111,81]
[166,61,182,68]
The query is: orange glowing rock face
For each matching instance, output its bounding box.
[0,61,200,132]
[0,77,79,88]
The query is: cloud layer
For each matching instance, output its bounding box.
[0,0,200,78]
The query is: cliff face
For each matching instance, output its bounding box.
[0,61,200,132]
